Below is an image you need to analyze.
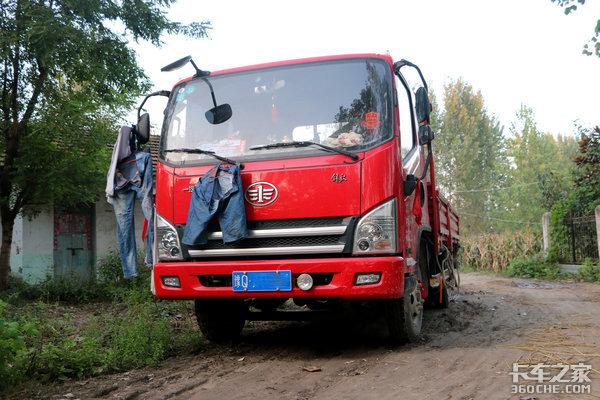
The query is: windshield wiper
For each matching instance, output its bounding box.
[249,141,359,161]
[164,148,240,166]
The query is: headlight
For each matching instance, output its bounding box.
[155,213,183,261]
[353,199,397,254]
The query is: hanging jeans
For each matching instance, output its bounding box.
[182,164,247,246]
[111,152,154,279]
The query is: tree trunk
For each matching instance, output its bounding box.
[0,211,15,290]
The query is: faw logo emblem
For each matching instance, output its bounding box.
[245,182,278,207]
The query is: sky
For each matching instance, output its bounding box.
[131,0,600,137]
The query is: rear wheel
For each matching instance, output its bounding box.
[385,276,423,344]
[428,248,452,309]
[194,299,246,343]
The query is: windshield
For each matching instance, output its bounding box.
[160,58,393,164]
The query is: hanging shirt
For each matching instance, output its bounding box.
[106,126,134,202]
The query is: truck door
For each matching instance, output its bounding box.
[395,63,431,260]
[395,75,420,259]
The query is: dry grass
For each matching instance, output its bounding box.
[460,229,541,272]
[504,323,600,377]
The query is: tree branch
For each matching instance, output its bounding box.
[1,58,9,135]
[9,0,22,130]
[11,186,29,219]
[19,62,48,129]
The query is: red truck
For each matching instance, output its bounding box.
[137,54,460,343]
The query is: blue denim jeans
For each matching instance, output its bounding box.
[111,152,154,279]
[182,164,247,246]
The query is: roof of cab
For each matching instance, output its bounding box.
[172,53,394,88]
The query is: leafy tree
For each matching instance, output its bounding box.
[548,125,599,260]
[498,106,577,230]
[552,0,600,57]
[0,0,210,290]
[571,126,600,212]
[434,79,506,234]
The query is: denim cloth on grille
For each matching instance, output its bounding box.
[111,151,154,279]
[114,153,141,191]
[182,164,247,246]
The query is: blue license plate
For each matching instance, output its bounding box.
[232,270,292,292]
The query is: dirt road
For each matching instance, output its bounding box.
[22,273,600,400]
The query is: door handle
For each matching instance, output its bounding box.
[66,247,84,256]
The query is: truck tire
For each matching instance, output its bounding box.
[194,299,246,343]
[417,241,430,300]
[385,276,423,344]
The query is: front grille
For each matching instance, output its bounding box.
[195,235,342,250]
[182,216,355,259]
[246,217,346,229]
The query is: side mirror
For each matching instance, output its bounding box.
[418,124,435,145]
[135,113,150,144]
[415,87,432,124]
[161,55,193,72]
[205,103,232,125]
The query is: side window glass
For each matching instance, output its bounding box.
[396,77,416,159]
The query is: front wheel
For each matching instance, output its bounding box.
[385,276,423,344]
[194,299,246,343]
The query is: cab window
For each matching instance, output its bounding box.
[396,77,416,159]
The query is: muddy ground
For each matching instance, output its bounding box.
[13,273,600,400]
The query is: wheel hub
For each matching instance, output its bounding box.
[408,281,424,326]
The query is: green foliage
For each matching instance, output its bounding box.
[1,252,154,305]
[548,196,572,262]
[0,296,200,389]
[548,126,600,260]
[571,127,600,214]
[506,256,561,279]
[96,251,125,285]
[552,0,600,57]
[0,251,202,390]
[0,0,210,290]
[102,305,171,370]
[496,106,577,231]
[34,336,103,380]
[579,258,600,282]
[434,78,506,234]
[434,81,579,237]
[0,300,35,389]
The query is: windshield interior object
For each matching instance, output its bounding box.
[160,58,393,165]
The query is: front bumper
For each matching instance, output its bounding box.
[153,256,405,300]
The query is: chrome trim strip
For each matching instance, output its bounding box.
[206,226,347,240]
[188,245,345,257]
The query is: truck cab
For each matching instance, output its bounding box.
[145,54,460,343]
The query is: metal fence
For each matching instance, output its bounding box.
[559,213,599,264]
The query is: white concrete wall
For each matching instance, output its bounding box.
[20,209,54,283]
[95,199,146,265]
[1,209,53,284]
[1,199,148,284]
[1,214,24,276]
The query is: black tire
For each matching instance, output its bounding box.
[194,299,246,343]
[385,276,423,344]
[417,241,430,300]
[424,242,449,309]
